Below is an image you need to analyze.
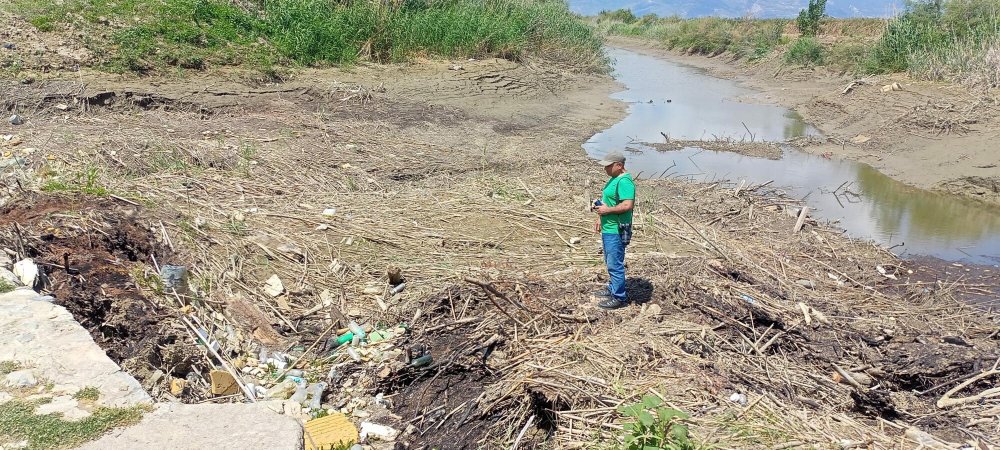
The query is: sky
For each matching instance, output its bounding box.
[568,1,903,18]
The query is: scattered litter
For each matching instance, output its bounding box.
[12,258,38,287]
[8,115,24,126]
[739,294,755,305]
[159,264,188,292]
[359,422,400,442]
[1,43,14,50]
[728,392,747,405]
[209,370,239,395]
[876,265,897,280]
[322,208,337,217]
[264,274,284,297]
[170,378,186,396]
[389,282,406,295]
[569,237,582,245]
[449,64,464,71]
[54,104,69,111]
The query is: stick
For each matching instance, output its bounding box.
[464,278,527,327]
[510,414,535,450]
[936,369,1000,408]
[661,205,733,263]
[793,207,810,233]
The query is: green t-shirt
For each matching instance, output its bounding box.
[600,173,636,234]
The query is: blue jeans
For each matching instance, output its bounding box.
[602,233,627,301]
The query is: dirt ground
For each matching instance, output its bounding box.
[2,23,1000,450]
[608,36,1000,207]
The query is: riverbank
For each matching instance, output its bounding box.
[608,36,1000,207]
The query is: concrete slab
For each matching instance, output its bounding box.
[78,403,304,450]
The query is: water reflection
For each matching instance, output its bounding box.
[585,47,1000,264]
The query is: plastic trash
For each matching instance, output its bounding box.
[346,347,361,362]
[307,382,327,410]
[390,282,406,295]
[290,382,308,403]
[285,369,304,377]
[348,321,366,339]
[159,264,188,292]
[359,422,400,442]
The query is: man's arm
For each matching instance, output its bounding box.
[595,199,634,216]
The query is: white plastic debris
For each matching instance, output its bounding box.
[12,258,38,287]
[728,392,747,405]
[359,422,400,442]
[263,275,284,297]
[322,208,337,217]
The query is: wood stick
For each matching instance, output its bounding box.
[793,207,810,233]
[510,414,536,450]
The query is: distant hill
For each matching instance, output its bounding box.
[569,1,902,18]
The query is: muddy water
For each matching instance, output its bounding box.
[586,47,1000,264]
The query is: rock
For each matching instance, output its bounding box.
[0,267,19,286]
[78,403,304,450]
[170,378,186,396]
[881,82,903,93]
[795,279,816,289]
[569,237,582,245]
[0,251,12,268]
[264,275,284,297]
[8,115,24,125]
[54,104,69,111]
[0,291,151,407]
[36,395,91,421]
[449,64,464,71]
[266,380,297,400]
[0,392,12,404]
[12,259,38,287]
[5,369,38,388]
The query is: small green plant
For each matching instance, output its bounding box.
[0,279,14,294]
[785,37,825,65]
[0,361,22,376]
[796,0,827,37]
[41,167,110,196]
[73,386,101,401]
[619,395,696,450]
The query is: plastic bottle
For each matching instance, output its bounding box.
[289,380,309,403]
[285,369,304,377]
[348,321,366,339]
[326,332,354,350]
[307,382,327,410]
[346,347,361,362]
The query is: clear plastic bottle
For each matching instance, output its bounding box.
[307,382,327,410]
[289,380,308,403]
[348,321,366,339]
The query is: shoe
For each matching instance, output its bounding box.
[597,297,628,310]
[592,287,612,298]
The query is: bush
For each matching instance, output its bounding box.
[786,37,825,65]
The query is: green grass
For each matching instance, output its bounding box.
[785,37,824,65]
[73,387,101,402]
[0,361,22,376]
[13,0,606,75]
[0,279,14,294]
[40,168,110,197]
[0,400,145,450]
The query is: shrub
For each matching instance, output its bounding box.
[786,37,825,65]
[619,395,696,450]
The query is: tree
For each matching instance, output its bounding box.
[796,0,827,37]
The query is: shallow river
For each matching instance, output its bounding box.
[584,48,1000,265]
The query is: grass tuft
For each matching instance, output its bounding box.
[73,387,101,402]
[0,400,145,450]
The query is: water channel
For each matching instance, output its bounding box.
[584,47,1000,265]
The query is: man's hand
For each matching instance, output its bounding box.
[594,219,601,234]
[595,205,613,216]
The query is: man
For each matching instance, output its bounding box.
[592,151,635,310]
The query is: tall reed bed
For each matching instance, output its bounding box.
[14,0,607,74]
